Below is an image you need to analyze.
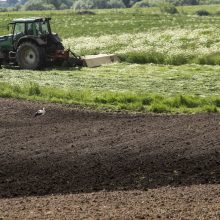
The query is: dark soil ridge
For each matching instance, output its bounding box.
[0,98,219,198]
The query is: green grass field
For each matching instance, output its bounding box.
[0,5,220,113]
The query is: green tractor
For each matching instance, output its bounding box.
[0,17,83,69]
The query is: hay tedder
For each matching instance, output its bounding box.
[0,17,118,69]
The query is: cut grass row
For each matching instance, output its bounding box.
[1,63,219,96]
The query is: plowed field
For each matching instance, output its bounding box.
[0,98,219,219]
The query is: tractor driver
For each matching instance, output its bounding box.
[27,22,40,36]
[27,23,34,35]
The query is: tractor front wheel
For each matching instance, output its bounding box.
[16,42,44,70]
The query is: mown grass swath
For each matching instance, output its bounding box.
[1,63,219,96]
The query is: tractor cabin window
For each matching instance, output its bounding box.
[26,22,50,37]
[39,21,50,35]
[13,23,25,40]
[35,22,50,36]
[27,23,34,35]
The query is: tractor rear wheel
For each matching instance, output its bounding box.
[16,42,44,70]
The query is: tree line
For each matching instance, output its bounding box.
[1,0,220,11]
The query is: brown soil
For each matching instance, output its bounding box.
[0,98,220,219]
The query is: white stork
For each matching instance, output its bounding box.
[34,107,46,117]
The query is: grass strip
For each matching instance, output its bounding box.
[0,82,219,113]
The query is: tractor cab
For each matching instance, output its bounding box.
[9,17,53,48]
[10,17,51,38]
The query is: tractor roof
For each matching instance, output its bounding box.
[10,17,51,24]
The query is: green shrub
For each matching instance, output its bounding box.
[159,3,178,14]
[132,0,150,8]
[195,10,210,16]
[0,8,8,12]
[59,3,69,10]
[23,1,56,11]
[76,10,96,15]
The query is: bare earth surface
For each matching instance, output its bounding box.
[0,98,220,219]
